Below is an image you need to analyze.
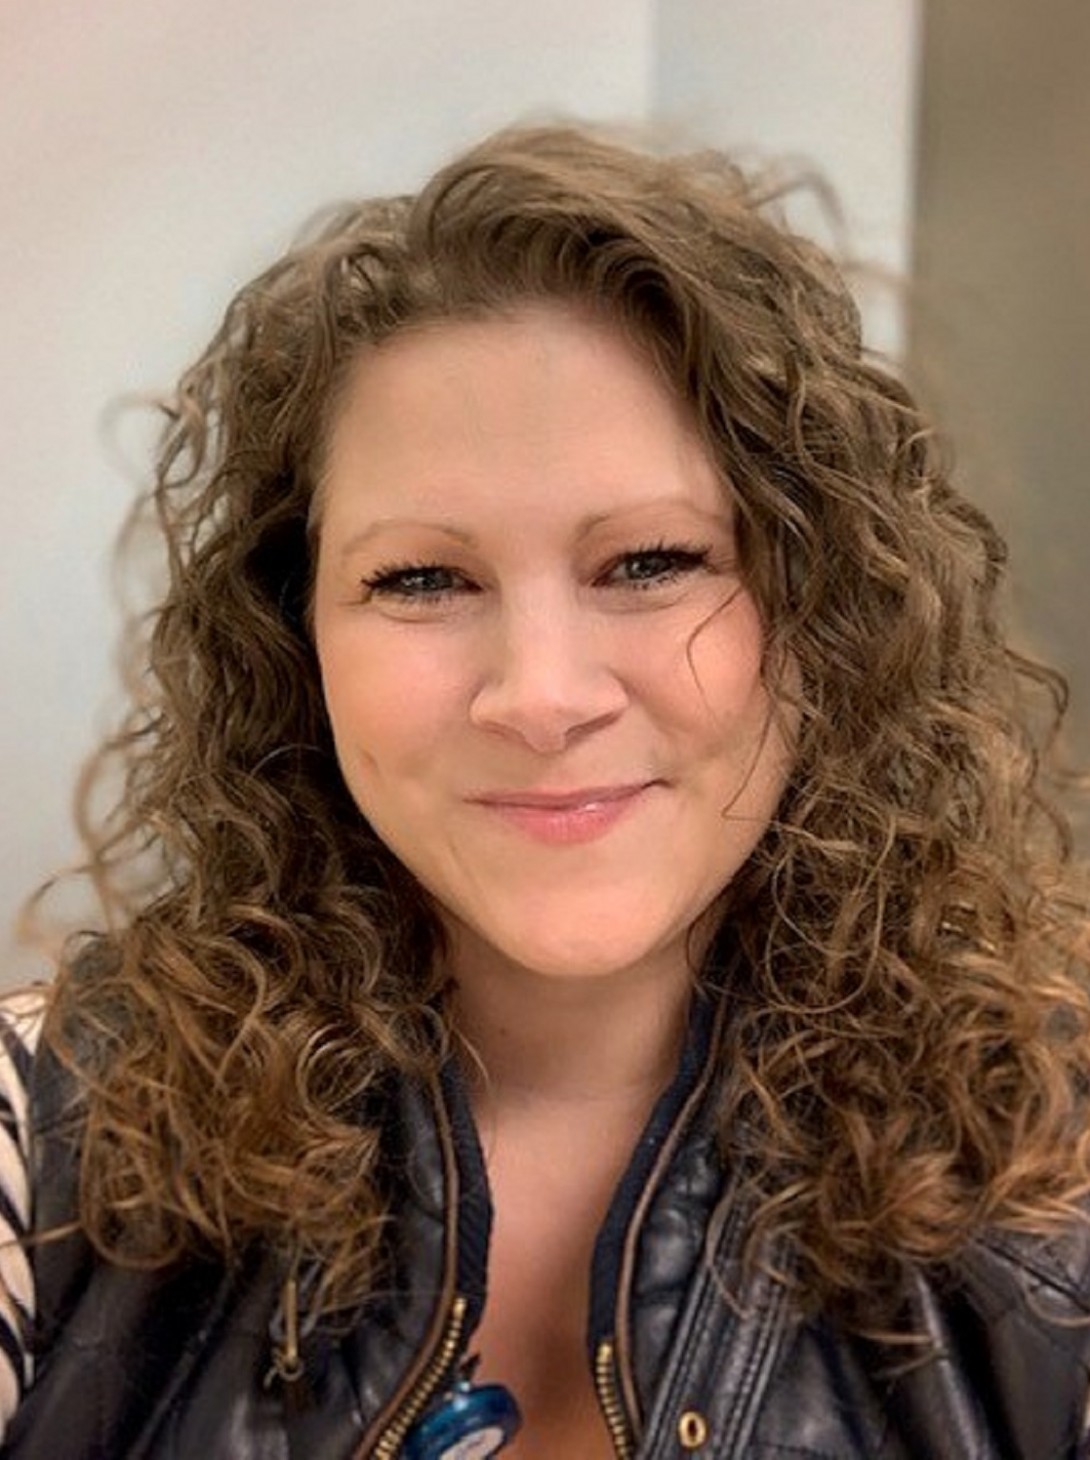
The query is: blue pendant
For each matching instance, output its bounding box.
[403,1371,521,1459]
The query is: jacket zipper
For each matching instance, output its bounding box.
[370,1294,470,1459]
[595,1339,634,1460]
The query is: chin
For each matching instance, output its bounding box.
[468,914,690,985]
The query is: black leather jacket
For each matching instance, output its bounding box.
[6,1000,1090,1459]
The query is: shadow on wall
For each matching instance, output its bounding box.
[909,0,1090,831]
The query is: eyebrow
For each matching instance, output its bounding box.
[336,519,478,562]
[334,495,733,562]
[575,499,731,535]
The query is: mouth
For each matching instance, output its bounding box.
[474,783,655,810]
[469,782,660,844]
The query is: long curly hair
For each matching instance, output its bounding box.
[43,122,1090,1317]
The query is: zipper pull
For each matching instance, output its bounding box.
[265,1261,316,1412]
[402,1355,521,1459]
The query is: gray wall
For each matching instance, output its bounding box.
[910,0,1090,778]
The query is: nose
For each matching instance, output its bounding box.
[468,593,628,753]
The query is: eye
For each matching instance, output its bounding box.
[360,562,480,603]
[599,543,712,589]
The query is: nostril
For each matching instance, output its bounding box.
[468,668,628,749]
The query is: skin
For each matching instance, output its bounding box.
[312,303,795,1454]
[313,303,794,1006]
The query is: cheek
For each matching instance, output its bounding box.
[318,629,468,775]
[664,592,771,732]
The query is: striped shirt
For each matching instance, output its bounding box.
[0,990,45,1446]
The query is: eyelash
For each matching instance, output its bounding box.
[605,542,712,589]
[361,562,476,602]
[359,542,714,603]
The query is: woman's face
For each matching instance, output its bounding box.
[313,304,794,986]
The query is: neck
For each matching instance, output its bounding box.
[447,932,694,1110]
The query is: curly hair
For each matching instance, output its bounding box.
[43,122,1090,1319]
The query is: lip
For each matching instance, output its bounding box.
[470,782,658,845]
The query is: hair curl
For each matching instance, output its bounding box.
[42,122,1090,1318]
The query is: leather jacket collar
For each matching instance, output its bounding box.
[10,988,1090,1458]
[317,990,726,1456]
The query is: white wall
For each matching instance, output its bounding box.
[0,0,655,980]
[1,0,921,983]
[655,0,922,356]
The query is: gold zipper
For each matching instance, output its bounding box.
[370,1294,469,1460]
[594,1339,634,1460]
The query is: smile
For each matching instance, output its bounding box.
[470,783,658,845]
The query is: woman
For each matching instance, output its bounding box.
[2,123,1089,1458]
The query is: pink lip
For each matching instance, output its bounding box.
[470,783,657,845]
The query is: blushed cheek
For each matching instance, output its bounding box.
[682,609,769,732]
[320,643,466,784]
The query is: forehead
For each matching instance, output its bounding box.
[317,303,728,529]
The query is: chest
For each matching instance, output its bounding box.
[464,1115,635,1457]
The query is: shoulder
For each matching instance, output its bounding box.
[0,987,47,1069]
[0,985,54,1198]
[956,1212,1090,1364]
[0,985,49,1440]
[961,1212,1090,1321]
[915,1215,1090,1455]
[0,984,49,1203]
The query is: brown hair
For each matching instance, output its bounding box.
[42,122,1090,1316]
